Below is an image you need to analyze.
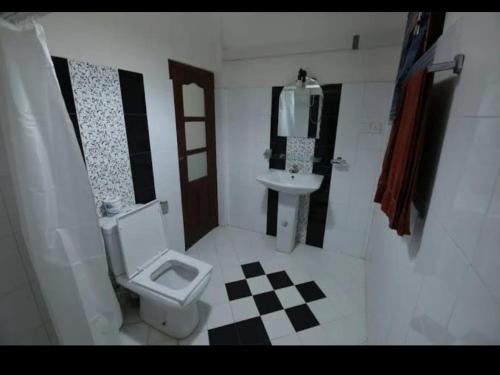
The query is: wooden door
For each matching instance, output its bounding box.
[169,60,218,250]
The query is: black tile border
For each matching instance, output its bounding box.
[306,84,342,248]
[266,84,342,248]
[118,69,156,204]
[52,56,84,158]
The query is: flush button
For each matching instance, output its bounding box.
[281,221,288,227]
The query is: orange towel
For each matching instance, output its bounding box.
[374,70,431,235]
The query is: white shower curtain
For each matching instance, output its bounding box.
[0,19,122,344]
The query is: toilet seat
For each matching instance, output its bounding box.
[115,200,212,307]
[131,249,212,305]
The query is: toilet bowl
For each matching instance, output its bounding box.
[99,200,212,339]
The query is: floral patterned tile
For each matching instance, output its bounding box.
[68,59,135,216]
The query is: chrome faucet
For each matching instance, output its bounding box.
[289,163,299,174]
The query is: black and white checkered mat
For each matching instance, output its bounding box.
[208,261,327,345]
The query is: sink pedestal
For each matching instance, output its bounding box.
[276,193,300,253]
[256,169,323,254]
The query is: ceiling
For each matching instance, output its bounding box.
[219,12,408,60]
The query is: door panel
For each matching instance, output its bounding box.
[169,60,218,249]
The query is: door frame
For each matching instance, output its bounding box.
[169,59,218,249]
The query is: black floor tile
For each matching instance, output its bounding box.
[225,280,252,301]
[234,317,271,345]
[253,291,283,315]
[241,262,266,278]
[267,270,293,290]
[285,304,320,332]
[295,281,327,302]
[208,323,240,345]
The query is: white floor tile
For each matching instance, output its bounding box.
[260,256,295,274]
[261,310,295,339]
[166,225,366,346]
[119,322,149,345]
[147,327,178,345]
[121,304,142,325]
[297,325,331,345]
[247,275,273,294]
[324,313,366,345]
[276,286,305,308]
[285,267,312,285]
[179,329,209,345]
[307,298,343,324]
[271,333,301,345]
[206,303,234,330]
[230,296,260,322]
[200,279,229,306]
[221,264,245,283]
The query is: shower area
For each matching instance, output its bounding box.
[0,14,123,345]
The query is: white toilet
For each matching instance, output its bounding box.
[99,200,212,339]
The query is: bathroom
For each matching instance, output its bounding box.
[0,11,499,346]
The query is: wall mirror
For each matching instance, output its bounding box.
[278,69,323,138]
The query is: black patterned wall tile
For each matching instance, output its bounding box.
[118,69,147,114]
[134,186,156,204]
[306,84,342,248]
[266,189,279,236]
[52,56,84,157]
[306,175,332,248]
[266,87,287,236]
[129,153,155,189]
[52,56,77,114]
[123,115,151,155]
[118,69,156,203]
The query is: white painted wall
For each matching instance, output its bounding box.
[365,12,500,344]
[39,12,222,252]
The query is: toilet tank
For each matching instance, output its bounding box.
[99,204,142,277]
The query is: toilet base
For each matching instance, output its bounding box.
[139,297,200,339]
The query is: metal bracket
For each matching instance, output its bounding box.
[160,200,168,215]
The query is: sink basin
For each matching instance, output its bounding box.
[256,169,323,195]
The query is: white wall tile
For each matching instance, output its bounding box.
[324,82,393,259]
[447,266,500,344]
[366,13,500,345]
[443,117,500,261]
[472,172,500,301]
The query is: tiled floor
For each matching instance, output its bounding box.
[118,226,366,345]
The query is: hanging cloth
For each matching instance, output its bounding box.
[374,70,432,235]
[0,19,122,344]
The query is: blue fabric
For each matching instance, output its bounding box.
[390,13,430,120]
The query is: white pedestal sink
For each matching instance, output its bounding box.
[256,170,324,253]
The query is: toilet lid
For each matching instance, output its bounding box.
[116,200,168,279]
